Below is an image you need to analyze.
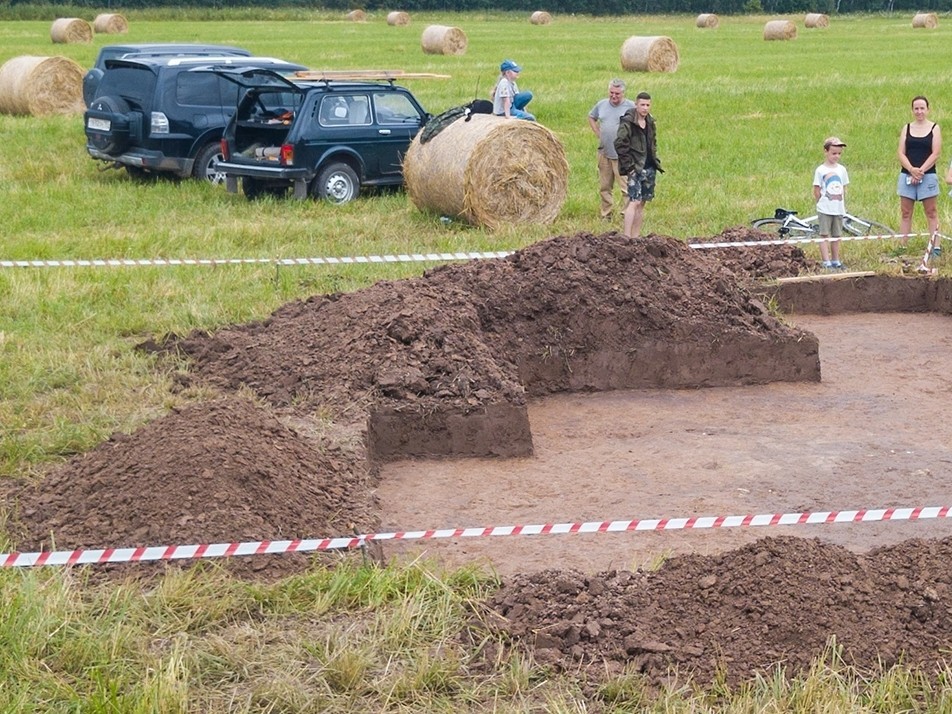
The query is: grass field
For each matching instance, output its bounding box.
[2,11,952,710]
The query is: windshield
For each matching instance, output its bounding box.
[95,66,157,109]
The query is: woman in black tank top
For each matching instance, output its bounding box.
[897,95,942,245]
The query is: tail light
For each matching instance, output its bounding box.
[280,144,293,165]
[219,138,230,161]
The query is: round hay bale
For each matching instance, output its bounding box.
[530,11,553,24]
[345,9,367,21]
[763,19,797,40]
[386,10,410,25]
[696,13,719,28]
[403,114,568,230]
[912,12,938,28]
[0,55,85,116]
[50,17,92,44]
[804,12,829,27]
[93,13,129,34]
[421,24,468,55]
[620,35,679,73]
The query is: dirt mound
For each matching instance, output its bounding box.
[168,231,817,459]
[485,535,952,686]
[689,224,813,280]
[5,398,378,578]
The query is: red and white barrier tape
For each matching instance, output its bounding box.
[2,506,948,568]
[2,233,942,269]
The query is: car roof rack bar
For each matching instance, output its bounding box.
[292,69,450,82]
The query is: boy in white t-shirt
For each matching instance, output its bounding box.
[813,137,850,269]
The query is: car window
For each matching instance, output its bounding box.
[177,73,224,107]
[345,95,371,126]
[373,92,422,125]
[318,96,350,126]
[96,67,157,107]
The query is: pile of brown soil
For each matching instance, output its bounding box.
[168,231,818,459]
[5,398,378,579]
[689,225,814,280]
[485,535,952,686]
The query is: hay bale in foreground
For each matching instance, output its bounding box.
[804,12,829,27]
[421,24,468,55]
[530,11,553,24]
[696,13,719,28]
[50,17,92,44]
[93,13,129,34]
[620,36,679,73]
[764,19,797,40]
[345,9,367,21]
[912,12,938,27]
[386,10,410,25]
[403,114,568,229]
[0,55,84,116]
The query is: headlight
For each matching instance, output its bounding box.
[150,112,170,135]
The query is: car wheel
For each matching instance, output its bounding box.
[87,95,131,154]
[313,162,359,204]
[192,141,226,184]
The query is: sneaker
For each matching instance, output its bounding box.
[821,260,834,269]
[931,246,942,257]
[831,260,843,269]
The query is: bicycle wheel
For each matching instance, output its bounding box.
[842,216,896,237]
[751,218,816,238]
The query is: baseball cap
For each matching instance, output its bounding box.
[500,59,522,72]
[823,136,847,149]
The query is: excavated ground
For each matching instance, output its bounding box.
[3,227,952,686]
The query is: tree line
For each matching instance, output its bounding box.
[2,0,949,17]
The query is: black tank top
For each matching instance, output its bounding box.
[902,123,936,174]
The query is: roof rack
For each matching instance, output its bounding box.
[292,69,450,82]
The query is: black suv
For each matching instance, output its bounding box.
[83,43,251,106]
[213,69,428,202]
[84,55,306,183]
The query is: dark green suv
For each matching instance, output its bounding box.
[84,55,305,183]
[214,69,428,202]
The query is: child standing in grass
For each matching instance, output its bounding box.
[813,137,849,269]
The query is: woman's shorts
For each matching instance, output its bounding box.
[897,172,939,201]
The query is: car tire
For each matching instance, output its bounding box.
[192,141,226,184]
[86,95,132,154]
[312,162,359,204]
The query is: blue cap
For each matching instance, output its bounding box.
[500,59,522,72]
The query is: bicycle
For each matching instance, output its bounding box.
[751,207,896,238]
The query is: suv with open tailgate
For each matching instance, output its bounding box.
[84,55,306,183]
[213,68,429,202]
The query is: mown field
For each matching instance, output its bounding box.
[2,10,952,711]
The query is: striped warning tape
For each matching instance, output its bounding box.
[2,505,948,568]
[0,251,515,269]
[1,233,941,270]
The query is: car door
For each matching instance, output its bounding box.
[371,91,426,180]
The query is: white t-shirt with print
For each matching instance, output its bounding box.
[814,163,849,216]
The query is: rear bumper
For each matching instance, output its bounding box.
[87,145,192,177]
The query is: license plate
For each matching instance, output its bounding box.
[87,117,110,131]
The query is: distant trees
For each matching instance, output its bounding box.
[4,0,950,14]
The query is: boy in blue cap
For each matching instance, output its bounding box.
[492,59,535,120]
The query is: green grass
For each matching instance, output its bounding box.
[3,11,952,709]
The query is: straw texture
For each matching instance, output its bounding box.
[386,11,410,25]
[93,13,129,34]
[530,11,553,24]
[403,114,568,230]
[0,55,84,116]
[421,24,468,54]
[696,13,719,28]
[50,17,92,44]
[912,12,938,28]
[763,19,797,40]
[345,9,367,21]
[620,36,680,73]
[804,13,829,27]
